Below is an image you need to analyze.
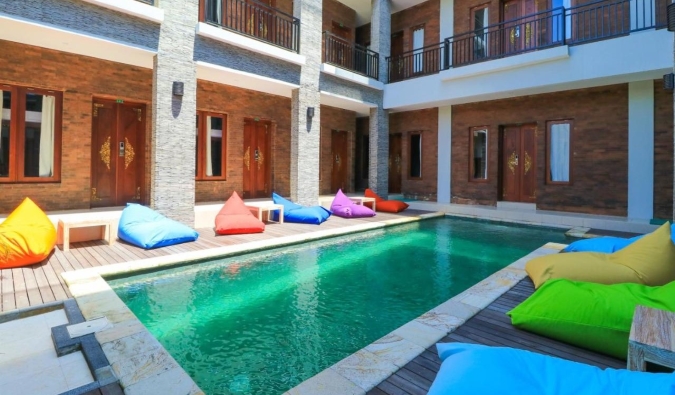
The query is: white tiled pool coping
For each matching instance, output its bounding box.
[61,212,444,394]
[284,242,566,394]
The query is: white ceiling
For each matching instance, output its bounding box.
[336,0,430,26]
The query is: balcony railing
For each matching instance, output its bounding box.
[202,0,300,53]
[386,0,668,82]
[323,31,379,80]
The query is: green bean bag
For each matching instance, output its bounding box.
[508,279,675,359]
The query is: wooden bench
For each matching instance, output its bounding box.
[58,219,115,252]
[628,305,675,371]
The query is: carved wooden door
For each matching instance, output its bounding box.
[501,124,536,202]
[389,133,402,194]
[91,99,145,208]
[243,119,270,198]
[390,32,404,82]
[330,130,349,193]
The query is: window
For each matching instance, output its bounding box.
[195,111,227,180]
[0,84,62,183]
[472,6,489,59]
[470,127,488,181]
[412,26,425,73]
[546,120,572,184]
[409,133,422,178]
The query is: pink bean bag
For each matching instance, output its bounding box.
[330,189,376,218]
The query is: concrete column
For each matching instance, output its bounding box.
[437,106,452,204]
[368,0,391,198]
[627,80,654,220]
[440,0,454,66]
[290,0,322,206]
[150,0,198,225]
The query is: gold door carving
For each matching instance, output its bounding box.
[507,152,518,174]
[99,136,111,170]
[244,146,251,170]
[124,137,135,169]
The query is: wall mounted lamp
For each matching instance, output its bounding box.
[172,81,184,96]
[307,107,315,119]
[664,73,674,91]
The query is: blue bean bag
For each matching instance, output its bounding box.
[272,193,331,225]
[428,343,675,395]
[563,235,645,253]
[118,204,199,249]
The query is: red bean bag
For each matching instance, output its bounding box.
[215,192,265,235]
[0,198,56,268]
[364,189,409,213]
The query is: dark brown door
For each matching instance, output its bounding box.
[243,119,271,198]
[502,0,536,54]
[91,99,145,208]
[246,0,276,43]
[390,31,404,82]
[331,130,349,193]
[501,124,536,203]
[331,22,352,70]
[389,133,402,194]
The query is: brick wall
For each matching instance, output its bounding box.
[391,0,440,50]
[654,80,674,220]
[196,80,292,202]
[389,108,438,199]
[0,40,153,214]
[319,105,357,194]
[451,84,631,216]
[322,0,357,39]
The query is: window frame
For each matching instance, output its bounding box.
[471,4,490,60]
[469,126,489,183]
[545,119,574,185]
[410,24,425,74]
[195,110,228,181]
[408,131,422,180]
[0,83,63,183]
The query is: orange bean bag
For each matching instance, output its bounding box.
[215,191,265,235]
[364,189,409,213]
[0,198,56,269]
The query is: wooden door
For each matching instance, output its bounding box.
[502,0,536,54]
[390,31,404,82]
[389,133,402,194]
[501,124,536,203]
[91,99,145,207]
[331,130,349,193]
[331,22,352,70]
[243,119,271,198]
[247,0,276,43]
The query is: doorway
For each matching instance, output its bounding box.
[331,130,349,193]
[502,0,536,54]
[243,119,271,199]
[90,99,145,208]
[390,31,405,82]
[500,124,536,203]
[389,133,402,194]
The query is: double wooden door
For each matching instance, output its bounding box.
[501,124,536,203]
[331,130,349,193]
[243,119,271,199]
[502,0,536,54]
[389,133,402,194]
[91,99,145,207]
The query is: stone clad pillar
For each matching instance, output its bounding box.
[369,0,391,197]
[151,0,198,225]
[290,0,322,206]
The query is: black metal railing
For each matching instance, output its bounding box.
[386,0,668,82]
[323,31,379,80]
[203,0,300,53]
[387,42,446,83]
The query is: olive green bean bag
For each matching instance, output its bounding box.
[508,279,675,359]
[526,222,675,289]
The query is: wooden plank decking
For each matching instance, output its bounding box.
[0,209,433,313]
[368,277,626,395]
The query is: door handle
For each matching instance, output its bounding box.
[119,141,125,157]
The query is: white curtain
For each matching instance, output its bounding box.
[413,28,424,73]
[206,115,213,176]
[550,123,570,182]
[39,95,55,177]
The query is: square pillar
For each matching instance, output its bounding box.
[627,80,654,220]
[437,106,452,204]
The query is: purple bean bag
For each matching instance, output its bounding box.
[330,189,376,218]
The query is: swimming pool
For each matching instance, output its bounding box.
[109,217,567,395]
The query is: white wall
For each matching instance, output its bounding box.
[437,106,452,204]
[627,80,655,220]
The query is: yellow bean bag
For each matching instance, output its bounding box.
[0,198,56,269]
[526,222,675,288]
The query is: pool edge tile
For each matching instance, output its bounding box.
[287,368,365,395]
[330,349,399,391]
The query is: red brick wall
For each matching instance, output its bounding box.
[451,84,631,216]
[0,40,153,214]
[196,80,292,202]
[319,106,357,194]
[654,80,673,220]
[391,0,440,51]
[389,109,438,199]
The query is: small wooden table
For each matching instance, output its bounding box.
[245,203,284,224]
[58,219,114,252]
[627,305,675,371]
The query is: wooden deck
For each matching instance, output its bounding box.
[367,277,626,395]
[0,209,433,313]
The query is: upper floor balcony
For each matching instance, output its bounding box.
[387,0,669,83]
[201,0,300,53]
[323,31,380,80]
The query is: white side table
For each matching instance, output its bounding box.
[245,203,284,224]
[59,219,114,252]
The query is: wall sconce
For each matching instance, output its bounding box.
[307,107,315,119]
[669,3,675,31]
[172,81,184,96]
[665,73,675,91]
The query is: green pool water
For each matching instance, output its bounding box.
[109,217,567,395]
